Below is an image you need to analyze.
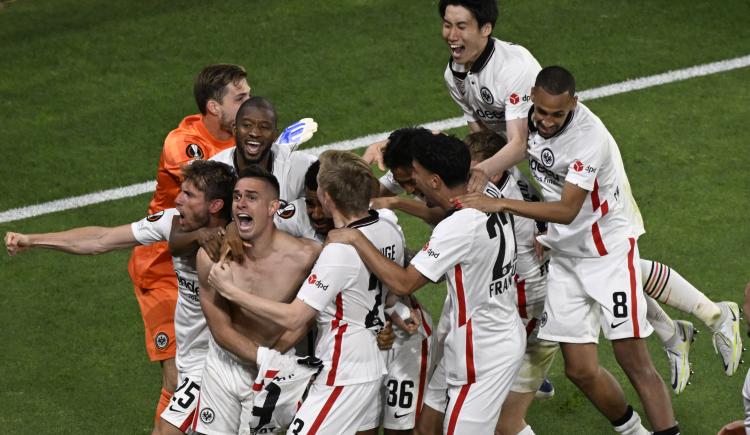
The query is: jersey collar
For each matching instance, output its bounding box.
[346,209,380,229]
[449,38,495,79]
[527,105,575,140]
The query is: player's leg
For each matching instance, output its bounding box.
[645,296,694,394]
[134,285,179,429]
[157,372,201,435]
[414,353,447,435]
[641,258,741,375]
[495,391,535,435]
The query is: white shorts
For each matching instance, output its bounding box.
[161,371,202,432]
[538,238,653,343]
[288,379,381,435]
[381,331,435,430]
[242,350,322,434]
[444,361,522,435]
[742,367,750,429]
[194,339,257,435]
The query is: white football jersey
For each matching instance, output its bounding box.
[211,143,316,202]
[297,210,404,386]
[131,208,208,374]
[527,102,645,257]
[444,38,541,132]
[274,198,319,242]
[411,183,525,386]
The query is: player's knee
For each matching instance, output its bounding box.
[564,361,598,387]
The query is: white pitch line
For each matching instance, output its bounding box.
[2,54,749,224]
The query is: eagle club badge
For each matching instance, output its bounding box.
[277,200,296,219]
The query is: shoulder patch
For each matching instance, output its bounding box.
[186,143,204,159]
[146,210,165,222]
[276,200,296,219]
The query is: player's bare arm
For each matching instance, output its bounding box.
[168,214,225,260]
[468,118,528,192]
[455,180,588,225]
[196,248,260,364]
[362,138,390,171]
[371,196,446,226]
[325,228,428,296]
[5,224,138,256]
[209,263,318,331]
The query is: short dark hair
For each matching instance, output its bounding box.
[236,96,278,129]
[535,66,576,96]
[412,133,471,188]
[193,64,247,115]
[383,127,433,170]
[439,0,498,29]
[304,160,320,191]
[464,131,507,162]
[181,160,237,220]
[235,165,280,200]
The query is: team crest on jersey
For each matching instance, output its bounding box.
[540,311,548,328]
[146,210,165,222]
[155,332,169,349]
[200,407,215,424]
[186,143,204,159]
[540,148,555,168]
[480,87,494,104]
[276,200,296,219]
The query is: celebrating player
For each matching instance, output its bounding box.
[455,66,678,434]
[193,166,321,435]
[5,161,236,435]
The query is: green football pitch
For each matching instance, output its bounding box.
[1,1,749,433]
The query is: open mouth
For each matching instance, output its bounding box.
[236,213,254,231]
[243,138,261,156]
[449,44,465,59]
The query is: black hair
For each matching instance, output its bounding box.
[304,160,320,191]
[439,0,498,29]
[235,165,280,199]
[535,66,576,96]
[235,96,278,128]
[412,133,471,188]
[382,127,433,170]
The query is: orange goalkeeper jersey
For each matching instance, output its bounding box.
[128,114,235,289]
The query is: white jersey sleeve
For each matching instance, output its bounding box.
[410,214,473,283]
[297,243,359,312]
[130,208,178,245]
[378,171,405,195]
[563,125,606,192]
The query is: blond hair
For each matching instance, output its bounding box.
[317,150,374,216]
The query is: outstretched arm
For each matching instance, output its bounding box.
[5,224,138,256]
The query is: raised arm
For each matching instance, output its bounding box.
[371,196,446,226]
[196,249,260,364]
[5,224,138,256]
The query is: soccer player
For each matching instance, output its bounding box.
[328,135,524,435]
[193,166,322,435]
[209,151,403,434]
[127,64,251,423]
[211,96,317,203]
[5,160,236,435]
[455,66,679,434]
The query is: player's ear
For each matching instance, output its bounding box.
[208,198,224,215]
[206,99,221,117]
[430,173,441,190]
[530,86,537,102]
[480,23,492,38]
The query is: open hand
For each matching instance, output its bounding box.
[452,192,506,213]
